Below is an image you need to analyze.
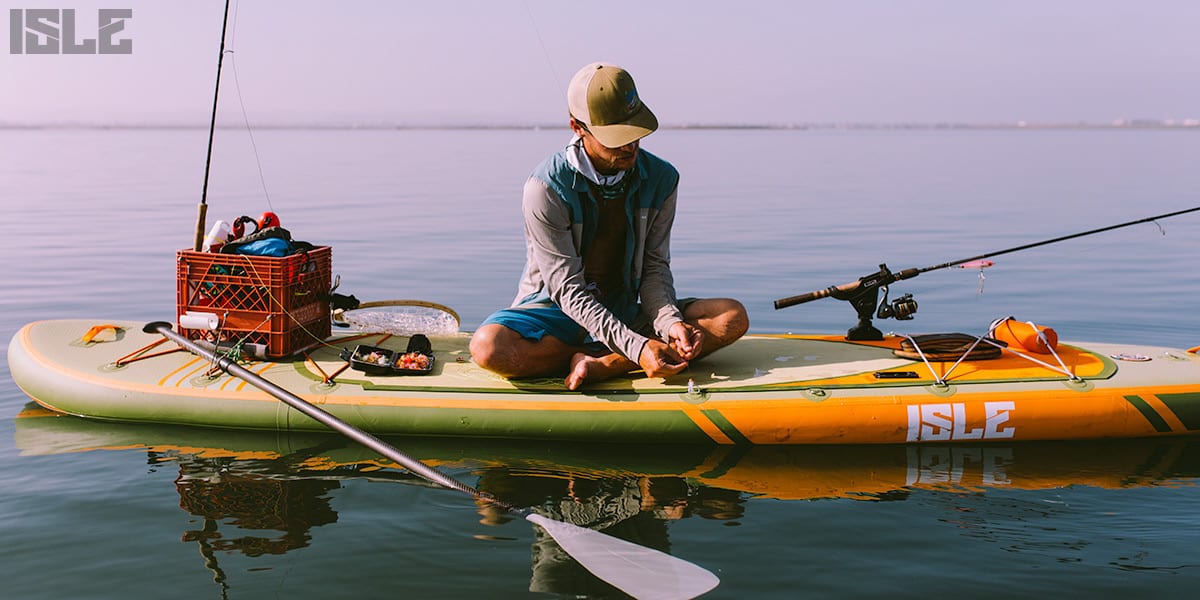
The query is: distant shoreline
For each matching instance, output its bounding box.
[1,120,1197,131]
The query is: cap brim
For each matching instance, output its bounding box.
[589,105,658,148]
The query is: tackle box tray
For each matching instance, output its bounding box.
[341,337,434,376]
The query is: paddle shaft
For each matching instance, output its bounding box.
[144,322,494,504]
[775,204,1200,309]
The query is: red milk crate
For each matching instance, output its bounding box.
[176,246,332,358]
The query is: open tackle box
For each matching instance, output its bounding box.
[341,334,435,376]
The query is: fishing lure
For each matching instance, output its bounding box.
[957,259,994,294]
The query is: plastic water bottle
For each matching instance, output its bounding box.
[202,220,232,252]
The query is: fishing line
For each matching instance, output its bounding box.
[523,1,561,96]
[224,0,276,213]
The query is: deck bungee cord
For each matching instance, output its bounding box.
[895,320,1079,388]
[775,204,1200,341]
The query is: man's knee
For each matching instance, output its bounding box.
[715,298,750,340]
[469,324,510,370]
[687,298,750,340]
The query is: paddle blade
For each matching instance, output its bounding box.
[525,513,719,600]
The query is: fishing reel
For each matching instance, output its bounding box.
[877,288,917,320]
[808,264,918,341]
[841,277,918,340]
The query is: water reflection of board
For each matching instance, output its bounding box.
[16,404,1200,502]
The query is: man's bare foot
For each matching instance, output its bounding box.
[564,351,637,390]
[565,352,599,390]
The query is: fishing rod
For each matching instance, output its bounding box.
[193,0,232,251]
[774,205,1200,341]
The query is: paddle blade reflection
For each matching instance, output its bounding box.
[525,512,719,600]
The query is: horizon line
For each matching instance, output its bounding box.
[2,119,1198,131]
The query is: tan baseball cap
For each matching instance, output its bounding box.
[567,62,658,148]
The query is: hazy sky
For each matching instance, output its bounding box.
[3,0,1198,126]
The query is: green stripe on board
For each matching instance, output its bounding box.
[1124,395,1172,433]
[283,404,716,443]
[1155,392,1200,431]
[700,409,752,445]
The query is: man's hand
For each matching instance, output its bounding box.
[638,338,689,379]
[667,321,704,361]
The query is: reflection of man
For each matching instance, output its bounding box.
[474,469,719,596]
[529,478,673,596]
[470,62,748,390]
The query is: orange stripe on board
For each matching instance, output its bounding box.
[233,362,279,392]
[217,361,272,391]
[176,362,213,387]
[1141,395,1188,432]
[158,357,204,387]
[218,370,240,391]
[679,405,735,444]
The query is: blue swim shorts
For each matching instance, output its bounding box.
[479,298,698,347]
[479,305,589,346]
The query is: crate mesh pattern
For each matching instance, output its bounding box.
[176,247,332,358]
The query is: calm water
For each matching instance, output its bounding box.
[2,127,1199,598]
